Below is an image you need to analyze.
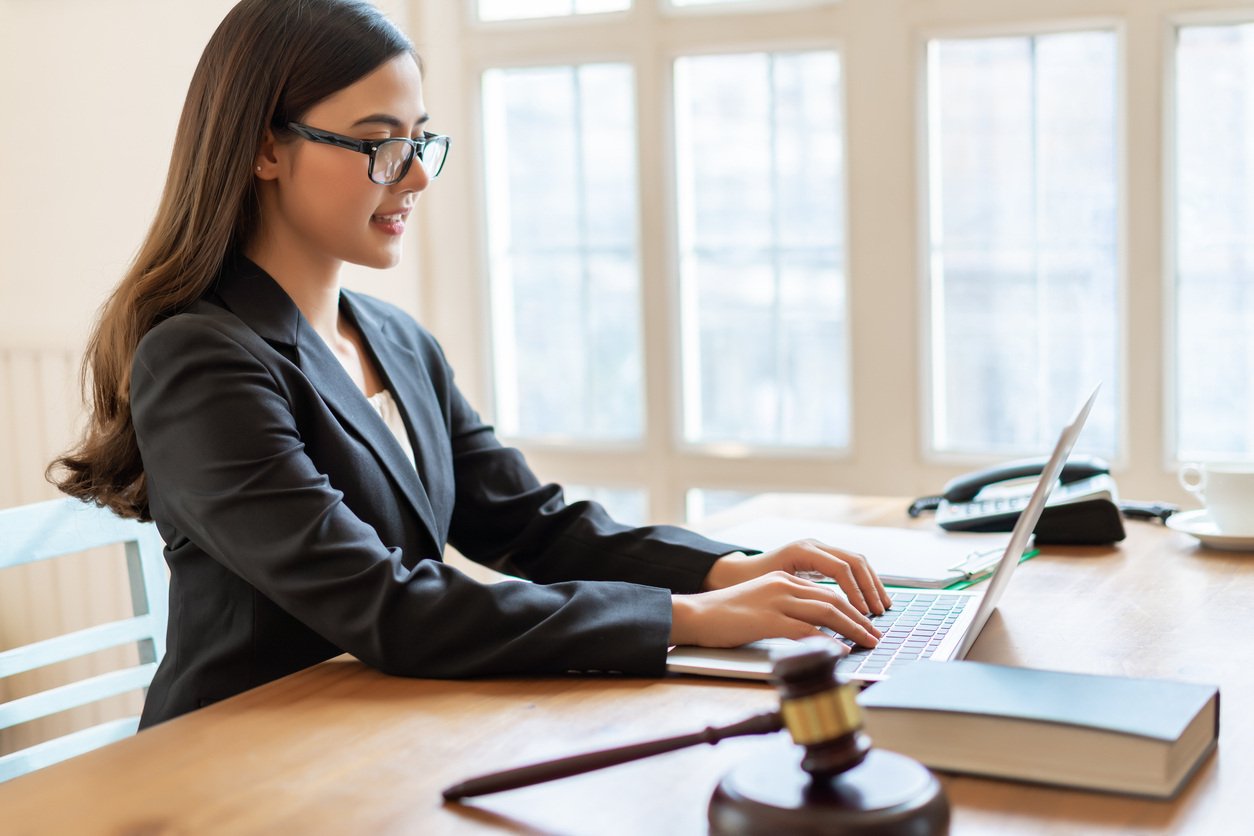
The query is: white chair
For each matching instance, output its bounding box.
[0,497,167,782]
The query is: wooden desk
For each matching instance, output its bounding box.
[0,495,1245,834]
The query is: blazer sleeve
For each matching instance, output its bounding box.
[132,315,678,678]
[384,315,749,592]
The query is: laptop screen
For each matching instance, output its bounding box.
[952,385,1100,657]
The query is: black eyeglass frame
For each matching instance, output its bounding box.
[285,122,450,184]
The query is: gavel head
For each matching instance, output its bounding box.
[769,638,871,778]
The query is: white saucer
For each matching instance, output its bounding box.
[1167,509,1254,552]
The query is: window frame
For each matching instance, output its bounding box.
[914,18,1129,468]
[1163,8,1254,467]
[467,1,633,29]
[480,59,649,445]
[669,40,854,458]
[661,0,843,19]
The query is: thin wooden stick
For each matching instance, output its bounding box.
[442,710,783,800]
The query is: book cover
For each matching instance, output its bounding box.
[857,661,1219,798]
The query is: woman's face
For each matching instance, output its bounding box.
[263,53,430,271]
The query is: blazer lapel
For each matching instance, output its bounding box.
[341,293,455,545]
[295,322,442,547]
[213,258,441,551]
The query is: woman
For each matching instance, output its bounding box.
[51,0,889,728]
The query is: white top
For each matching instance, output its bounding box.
[367,389,416,470]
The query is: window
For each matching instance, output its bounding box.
[686,488,761,524]
[478,0,629,22]
[424,1,1250,521]
[675,50,848,448]
[925,31,1119,457]
[564,484,649,525]
[667,0,833,10]
[482,64,643,441]
[1174,22,1254,461]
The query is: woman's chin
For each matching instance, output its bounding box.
[352,247,404,271]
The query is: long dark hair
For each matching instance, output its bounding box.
[50,0,415,519]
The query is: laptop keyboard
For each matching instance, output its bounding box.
[834,591,970,675]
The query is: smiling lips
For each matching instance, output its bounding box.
[370,208,410,234]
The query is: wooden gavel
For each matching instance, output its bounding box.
[442,639,871,801]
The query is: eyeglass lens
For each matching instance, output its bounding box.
[372,137,448,185]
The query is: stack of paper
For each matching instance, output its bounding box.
[712,516,1026,589]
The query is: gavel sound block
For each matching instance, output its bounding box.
[708,639,949,834]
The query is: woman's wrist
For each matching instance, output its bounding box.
[669,594,698,645]
[702,550,750,591]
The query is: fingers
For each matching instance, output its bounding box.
[762,571,882,651]
[830,546,892,615]
[769,619,856,648]
[779,574,881,647]
[681,569,888,649]
[798,540,893,615]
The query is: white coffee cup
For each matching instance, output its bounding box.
[1179,463,1254,536]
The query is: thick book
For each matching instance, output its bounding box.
[856,661,1219,798]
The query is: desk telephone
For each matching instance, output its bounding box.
[909,455,1133,544]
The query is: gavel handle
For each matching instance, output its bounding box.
[442,709,783,801]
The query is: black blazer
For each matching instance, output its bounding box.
[131,257,741,727]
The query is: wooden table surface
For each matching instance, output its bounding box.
[1,494,1247,835]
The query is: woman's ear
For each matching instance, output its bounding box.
[254,129,281,181]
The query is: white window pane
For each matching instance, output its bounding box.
[667,0,833,9]
[685,489,760,525]
[675,51,848,448]
[927,32,1119,456]
[564,484,649,526]
[577,0,629,11]
[483,64,643,440]
[1176,24,1254,461]
[478,0,629,22]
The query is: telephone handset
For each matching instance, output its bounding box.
[909,454,1127,544]
[939,455,1112,504]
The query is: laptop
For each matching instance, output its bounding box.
[666,385,1100,683]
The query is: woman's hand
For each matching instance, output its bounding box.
[702,540,893,616]
[669,571,883,648]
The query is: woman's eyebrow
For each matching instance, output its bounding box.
[350,113,431,130]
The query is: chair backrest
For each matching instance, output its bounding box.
[0,497,167,782]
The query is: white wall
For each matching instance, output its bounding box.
[0,0,423,504]
[4,0,222,354]
[0,0,422,355]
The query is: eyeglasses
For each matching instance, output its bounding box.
[285,122,451,185]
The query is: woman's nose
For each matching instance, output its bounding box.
[394,155,430,194]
